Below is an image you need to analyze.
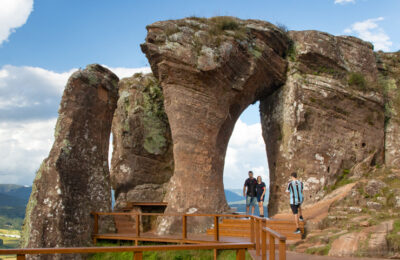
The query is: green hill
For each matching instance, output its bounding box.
[0,184,32,230]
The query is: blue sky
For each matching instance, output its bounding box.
[0,0,398,188]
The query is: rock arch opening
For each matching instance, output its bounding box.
[223,102,271,216]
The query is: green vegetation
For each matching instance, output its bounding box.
[286,41,297,62]
[387,220,400,252]
[325,169,353,192]
[88,241,252,260]
[348,72,367,90]
[208,16,247,40]
[305,244,331,255]
[0,229,20,250]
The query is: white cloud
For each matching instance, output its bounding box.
[334,0,355,4]
[344,17,393,51]
[0,118,56,185]
[224,119,269,189]
[0,64,151,185]
[105,66,152,79]
[0,0,34,45]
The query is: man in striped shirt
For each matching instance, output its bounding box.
[286,172,304,234]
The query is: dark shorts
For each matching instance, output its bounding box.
[290,204,301,214]
[256,193,264,202]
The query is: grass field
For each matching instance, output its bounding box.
[0,230,19,260]
[87,241,252,260]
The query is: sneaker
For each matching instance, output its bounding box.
[299,216,304,221]
[294,228,301,234]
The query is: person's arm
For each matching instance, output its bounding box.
[243,180,247,197]
[285,183,290,193]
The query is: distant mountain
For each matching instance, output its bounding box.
[224,189,244,203]
[0,184,32,203]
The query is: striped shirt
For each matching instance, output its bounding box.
[286,180,304,205]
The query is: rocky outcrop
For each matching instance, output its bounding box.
[141,17,290,233]
[377,51,400,168]
[260,31,385,214]
[111,73,173,209]
[21,64,118,259]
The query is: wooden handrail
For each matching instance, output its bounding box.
[0,242,254,254]
[261,226,286,260]
[92,212,250,218]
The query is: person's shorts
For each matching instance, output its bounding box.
[290,204,302,214]
[256,194,264,202]
[246,196,257,207]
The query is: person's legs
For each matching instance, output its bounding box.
[290,204,301,233]
[251,197,256,215]
[246,196,250,215]
[259,201,264,216]
[298,205,303,221]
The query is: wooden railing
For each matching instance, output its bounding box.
[250,216,287,260]
[0,213,287,260]
[0,242,253,260]
[92,211,251,244]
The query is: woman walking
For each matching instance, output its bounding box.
[256,176,268,218]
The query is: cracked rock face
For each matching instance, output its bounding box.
[21,64,118,259]
[377,51,400,168]
[141,16,290,233]
[261,31,385,214]
[110,73,173,209]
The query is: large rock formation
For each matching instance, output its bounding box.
[377,51,400,168]
[21,64,118,258]
[141,17,290,233]
[260,31,385,213]
[111,73,173,209]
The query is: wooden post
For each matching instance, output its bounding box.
[279,239,286,260]
[261,228,267,260]
[213,248,218,260]
[182,215,187,240]
[214,216,219,241]
[135,214,140,237]
[93,213,98,234]
[255,219,260,255]
[236,248,245,260]
[134,251,143,260]
[250,217,255,243]
[269,233,275,260]
[17,255,26,260]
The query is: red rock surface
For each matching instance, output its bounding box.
[21,64,119,259]
[141,17,290,233]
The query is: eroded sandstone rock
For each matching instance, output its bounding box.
[260,30,385,214]
[21,64,118,259]
[111,73,173,210]
[141,17,290,233]
[377,52,400,168]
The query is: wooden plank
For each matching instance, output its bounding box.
[213,248,218,260]
[182,215,187,240]
[16,255,25,260]
[269,233,275,260]
[250,217,255,243]
[261,227,266,260]
[236,248,245,260]
[0,243,254,255]
[255,219,261,256]
[134,251,143,260]
[214,216,219,241]
[279,239,286,260]
[135,215,140,237]
[93,213,98,234]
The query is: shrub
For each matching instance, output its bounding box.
[348,72,367,90]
